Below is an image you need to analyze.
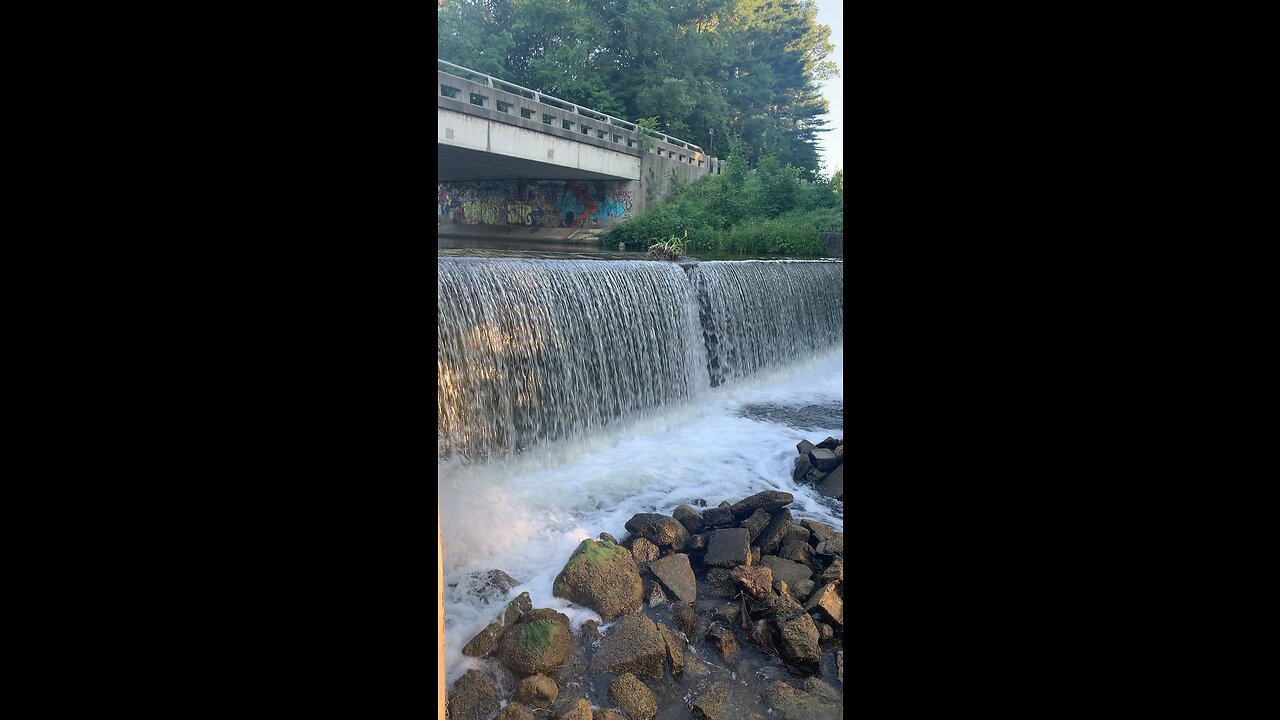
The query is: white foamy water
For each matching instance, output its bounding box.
[440,348,843,685]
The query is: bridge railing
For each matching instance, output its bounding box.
[439,59,720,171]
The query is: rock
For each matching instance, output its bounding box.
[701,506,734,527]
[816,436,841,450]
[594,710,627,720]
[761,556,813,590]
[690,681,729,720]
[705,625,740,661]
[821,558,843,587]
[608,673,657,720]
[558,698,593,720]
[553,538,643,622]
[495,608,573,676]
[672,602,697,637]
[775,612,820,664]
[836,650,843,682]
[580,619,600,645]
[712,602,739,624]
[804,468,829,484]
[754,508,792,554]
[784,539,816,568]
[689,533,708,552]
[750,546,761,564]
[673,504,704,533]
[447,669,500,720]
[717,500,730,508]
[495,702,537,720]
[655,622,685,676]
[834,445,843,460]
[703,528,751,568]
[779,526,812,560]
[746,617,775,652]
[741,508,770,542]
[449,569,522,603]
[800,520,836,545]
[631,537,660,563]
[703,567,739,599]
[792,579,815,602]
[792,454,812,483]
[797,439,817,455]
[647,581,668,607]
[804,582,843,629]
[648,553,697,604]
[590,613,666,678]
[808,448,839,471]
[767,678,841,720]
[771,580,806,618]
[815,531,843,557]
[815,465,843,500]
[817,622,834,641]
[730,490,795,520]
[461,621,505,657]
[498,592,532,626]
[624,513,690,550]
[598,531,618,543]
[694,498,707,507]
[732,564,774,600]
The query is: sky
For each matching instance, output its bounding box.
[814,0,843,175]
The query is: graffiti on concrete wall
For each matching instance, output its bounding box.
[438,180,634,228]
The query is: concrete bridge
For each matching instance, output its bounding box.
[437,59,723,239]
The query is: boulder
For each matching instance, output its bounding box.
[771,580,806,618]
[815,465,843,500]
[625,513,691,550]
[447,668,500,720]
[648,553,697,604]
[741,508,770,542]
[779,526,812,561]
[775,612,820,664]
[816,437,841,450]
[449,569,522,603]
[821,557,843,587]
[792,454,812,483]
[694,499,707,507]
[730,490,795,520]
[705,625,740,661]
[495,703,537,720]
[495,608,573,676]
[701,506,734,527]
[767,678,841,720]
[689,533,708,552]
[796,439,817,455]
[760,556,813,590]
[594,711,627,720]
[672,602,697,637]
[673,504,704,533]
[808,448,839,471]
[590,613,666,678]
[804,582,843,629]
[580,619,600,645]
[712,602,740,624]
[804,468,828,484]
[690,681,729,720]
[553,539,643,622]
[800,520,836,545]
[703,567,739,599]
[631,537,660,563]
[656,621,685,676]
[746,617,775,652]
[834,444,843,460]
[815,531,843,557]
[817,622,834,641]
[462,592,532,657]
[783,538,816,568]
[703,528,751,568]
[598,531,618,544]
[754,508,792,554]
[792,579,816,602]
[608,673,657,720]
[647,581,668,608]
[717,500,730,508]
[558,698,594,720]
[837,650,843,683]
[751,546,761,565]
[732,564,774,600]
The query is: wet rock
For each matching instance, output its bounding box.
[672,602,697,637]
[703,528,751,568]
[732,564,774,600]
[703,567,739,599]
[461,621,504,657]
[647,581,668,607]
[590,613,666,678]
[780,526,812,560]
[836,650,843,682]
[808,448,839,471]
[792,454,812,483]
[594,710,627,720]
[648,553,696,604]
[761,556,813,591]
[495,608,573,676]
[730,490,795,520]
[792,578,816,602]
[741,508,770,542]
[821,558,843,587]
[449,569,522,603]
[767,678,841,720]
[816,436,841,450]
[608,672,657,720]
[558,698,593,720]
[717,500,730,508]
[804,467,829,484]
[690,681,729,720]
[673,504,704,533]
[712,602,739,625]
[754,508,792,554]
[495,702,537,720]
[800,520,835,544]
[797,439,817,455]
[701,506,734,527]
[580,619,600,645]
[631,537,660,563]
[776,612,821,664]
[689,533,708,552]
[553,539,643,622]
[625,513,691,550]
[815,465,843,500]
[750,546,761,565]
[804,582,844,629]
[705,625,740,662]
[817,622,834,641]
[656,621,685,676]
[694,498,707,507]
[746,618,775,652]
[447,668,500,720]
[598,531,618,544]
[834,444,843,460]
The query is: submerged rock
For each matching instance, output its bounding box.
[608,672,657,720]
[495,608,573,676]
[553,539,642,622]
[672,602,697,637]
[590,613,666,678]
[706,625,741,661]
[447,668,500,720]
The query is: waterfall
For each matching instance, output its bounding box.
[438,257,843,460]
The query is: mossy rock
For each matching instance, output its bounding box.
[494,609,572,676]
[552,539,642,622]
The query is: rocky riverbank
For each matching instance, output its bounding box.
[448,437,844,720]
